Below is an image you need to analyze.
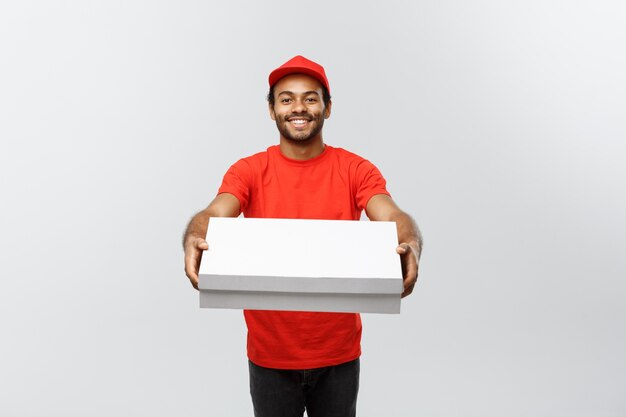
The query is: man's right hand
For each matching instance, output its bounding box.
[184,237,209,290]
[182,193,241,291]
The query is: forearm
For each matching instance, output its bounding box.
[182,193,241,248]
[182,209,211,248]
[365,194,423,258]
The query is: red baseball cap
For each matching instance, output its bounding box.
[268,55,330,93]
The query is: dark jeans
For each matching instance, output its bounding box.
[248,358,360,417]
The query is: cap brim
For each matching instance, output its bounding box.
[269,67,329,91]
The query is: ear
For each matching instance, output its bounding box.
[324,100,332,119]
[268,102,276,121]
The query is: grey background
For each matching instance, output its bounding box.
[1,1,625,416]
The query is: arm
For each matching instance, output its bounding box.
[183,193,241,290]
[365,194,423,298]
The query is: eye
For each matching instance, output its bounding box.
[305,97,317,103]
[280,98,292,104]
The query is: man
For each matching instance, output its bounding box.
[183,55,422,417]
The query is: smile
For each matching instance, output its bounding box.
[288,118,310,127]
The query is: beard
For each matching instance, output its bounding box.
[275,113,325,143]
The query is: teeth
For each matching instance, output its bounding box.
[291,119,307,125]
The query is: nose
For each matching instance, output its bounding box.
[291,98,306,113]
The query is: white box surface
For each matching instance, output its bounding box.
[198,217,403,313]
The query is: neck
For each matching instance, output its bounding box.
[279,134,325,160]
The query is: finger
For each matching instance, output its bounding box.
[399,247,418,296]
[401,282,415,298]
[403,263,417,291]
[184,258,201,291]
[185,237,208,269]
[184,249,201,280]
[398,246,416,279]
[195,239,209,250]
[184,257,198,282]
[396,243,409,254]
[190,275,199,291]
[185,238,208,289]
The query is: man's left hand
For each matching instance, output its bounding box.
[396,242,419,298]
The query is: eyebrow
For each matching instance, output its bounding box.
[277,90,320,96]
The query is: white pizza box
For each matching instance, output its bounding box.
[198,217,404,314]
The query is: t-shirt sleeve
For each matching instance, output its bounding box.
[354,159,391,210]
[217,159,252,212]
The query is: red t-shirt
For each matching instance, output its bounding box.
[217,144,390,369]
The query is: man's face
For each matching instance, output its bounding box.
[269,74,331,143]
